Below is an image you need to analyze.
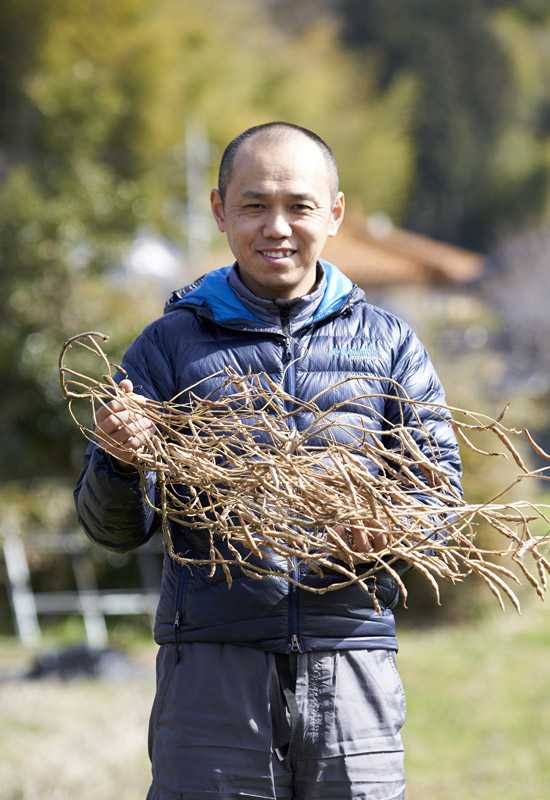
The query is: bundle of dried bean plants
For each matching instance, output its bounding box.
[60,332,550,612]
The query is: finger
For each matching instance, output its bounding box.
[369,528,388,552]
[94,427,145,462]
[95,386,150,429]
[118,379,150,410]
[94,393,136,424]
[101,414,153,445]
[331,525,350,546]
[330,524,364,554]
[94,406,134,434]
[94,379,138,418]
[349,525,372,553]
[118,378,134,393]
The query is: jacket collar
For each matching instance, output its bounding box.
[226,263,327,329]
[166,259,357,329]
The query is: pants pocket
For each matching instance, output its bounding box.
[148,644,178,761]
[387,649,407,721]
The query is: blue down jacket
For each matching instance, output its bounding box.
[75,261,462,654]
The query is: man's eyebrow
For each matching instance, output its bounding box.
[240,189,317,201]
[240,190,267,199]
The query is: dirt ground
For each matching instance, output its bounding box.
[0,643,156,800]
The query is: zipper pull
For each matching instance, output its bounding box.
[174,611,181,663]
[284,337,292,360]
[279,308,292,360]
[290,634,300,652]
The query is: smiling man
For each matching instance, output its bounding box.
[74,122,462,799]
[210,126,344,300]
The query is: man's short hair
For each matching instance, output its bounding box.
[217,122,339,203]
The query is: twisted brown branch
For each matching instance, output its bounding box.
[60,332,550,612]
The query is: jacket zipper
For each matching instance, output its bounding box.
[173,610,181,663]
[288,581,301,652]
[279,307,302,653]
[173,567,185,663]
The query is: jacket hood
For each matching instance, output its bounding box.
[165,259,359,327]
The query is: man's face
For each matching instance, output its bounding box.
[211,133,344,300]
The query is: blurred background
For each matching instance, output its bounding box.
[1,1,550,798]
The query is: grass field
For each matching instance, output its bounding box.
[400,597,550,799]
[1,598,548,799]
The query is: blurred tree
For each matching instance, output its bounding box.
[476,6,550,237]
[0,0,161,485]
[336,0,550,252]
[0,0,417,491]
[498,0,550,24]
[339,0,515,248]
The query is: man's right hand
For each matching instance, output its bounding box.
[94,379,154,471]
[331,521,388,561]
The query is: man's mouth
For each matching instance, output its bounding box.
[259,249,295,259]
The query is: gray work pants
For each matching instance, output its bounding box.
[147,642,406,800]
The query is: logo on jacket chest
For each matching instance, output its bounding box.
[332,345,379,358]
[303,340,381,372]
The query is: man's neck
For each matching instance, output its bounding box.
[227,263,327,328]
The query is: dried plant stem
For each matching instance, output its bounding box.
[60,332,550,612]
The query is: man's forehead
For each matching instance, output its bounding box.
[239,187,318,201]
[235,133,326,171]
[229,138,331,197]
[240,129,317,155]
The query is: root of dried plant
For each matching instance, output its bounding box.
[60,332,550,613]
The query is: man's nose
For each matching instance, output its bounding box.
[262,210,292,238]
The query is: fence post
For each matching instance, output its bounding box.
[1,516,41,647]
[71,551,109,648]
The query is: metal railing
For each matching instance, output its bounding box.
[1,516,162,648]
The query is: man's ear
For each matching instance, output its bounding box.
[210,188,226,232]
[327,192,345,237]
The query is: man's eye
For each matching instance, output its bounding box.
[245,203,264,209]
[293,204,313,211]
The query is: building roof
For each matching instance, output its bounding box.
[320,215,483,287]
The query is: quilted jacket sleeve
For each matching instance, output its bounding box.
[384,325,463,505]
[74,324,176,552]
[74,446,159,552]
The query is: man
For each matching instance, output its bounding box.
[75,122,462,799]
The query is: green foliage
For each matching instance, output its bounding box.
[481,8,550,232]
[339,0,550,247]
[0,0,418,487]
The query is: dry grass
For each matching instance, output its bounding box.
[0,646,155,800]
